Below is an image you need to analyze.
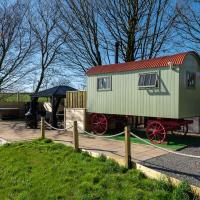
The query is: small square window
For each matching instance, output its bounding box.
[186,71,196,88]
[138,73,159,88]
[97,76,112,91]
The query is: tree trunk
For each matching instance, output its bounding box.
[35,68,45,93]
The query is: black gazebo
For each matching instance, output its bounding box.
[26,85,76,128]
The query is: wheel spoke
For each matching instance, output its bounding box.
[146,121,166,144]
[149,132,155,137]
[91,114,108,135]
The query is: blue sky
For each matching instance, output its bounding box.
[4,0,200,92]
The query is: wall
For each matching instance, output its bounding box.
[87,67,179,118]
[65,108,86,132]
[0,102,44,119]
[0,102,28,118]
[179,54,200,118]
[188,117,200,133]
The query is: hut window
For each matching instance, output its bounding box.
[97,76,112,91]
[186,71,196,88]
[138,73,159,88]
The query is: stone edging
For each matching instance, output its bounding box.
[0,138,7,145]
[136,163,200,197]
[82,149,200,197]
[1,139,199,197]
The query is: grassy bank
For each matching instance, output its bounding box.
[0,93,30,102]
[0,93,48,103]
[0,139,194,200]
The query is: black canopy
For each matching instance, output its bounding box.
[32,85,76,98]
[28,85,77,128]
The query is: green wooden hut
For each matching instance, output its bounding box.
[87,51,200,119]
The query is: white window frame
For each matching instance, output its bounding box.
[97,76,112,91]
[138,72,159,89]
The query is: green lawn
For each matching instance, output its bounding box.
[109,129,194,151]
[0,139,194,200]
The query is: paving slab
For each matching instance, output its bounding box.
[0,121,167,162]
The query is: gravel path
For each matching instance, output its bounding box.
[141,145,200,187]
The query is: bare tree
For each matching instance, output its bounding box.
[0,1,32,92]
[100,0,178,62]
[27,0,65,92]
[58,0,111,73]
[176,0,200,52]
[58,0,177,78]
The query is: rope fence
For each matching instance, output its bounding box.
[40,117,200,168]
[78,127,125,138]
[130,132,200,159]
[44,120,73,131]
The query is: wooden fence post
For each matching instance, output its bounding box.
[125,125,131,169]
[64,107,66,132]
[41,117,45,139]
[73,121,79,151]
[16,92,20,102]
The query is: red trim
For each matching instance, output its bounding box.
[87,51,199,75]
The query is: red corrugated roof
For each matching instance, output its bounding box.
[87,51,199,75]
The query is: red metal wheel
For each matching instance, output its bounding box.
[91,113,108,135]
[146,121,166,144]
